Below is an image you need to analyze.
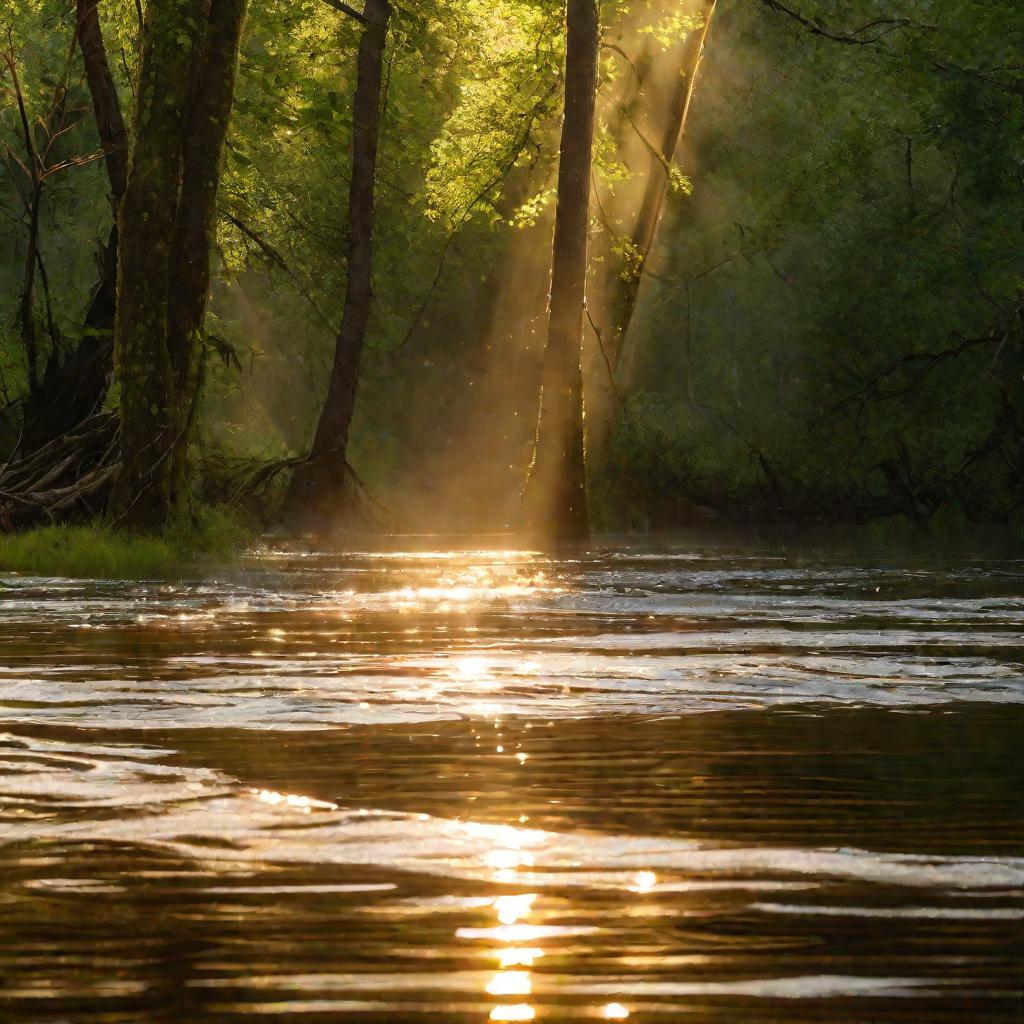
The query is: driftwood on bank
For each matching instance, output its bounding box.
[0,411,119,529]
[0,410,395,534]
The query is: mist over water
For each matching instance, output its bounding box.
[1,539,1021,1022]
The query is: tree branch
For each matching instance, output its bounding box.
[319,0,369,27]
[759,0,913,46]
[225,212,336,332]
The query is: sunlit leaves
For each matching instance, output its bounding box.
[667,164,691,195]
[611,236,643,281]
[640,10,703,50]
[510,187,555,228]
[422,0,562,228]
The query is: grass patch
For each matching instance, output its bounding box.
[0,507,251,580]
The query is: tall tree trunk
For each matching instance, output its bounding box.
[68,0,129,401]
[284,0,392,531]
[21,0,129,450]
[79,0,130,203]
[113,0,202,528]
[114,0,246,529]
[19,181,42,396]
[588,0,716,462]
[522,0,599,543]
[166,0,248,499]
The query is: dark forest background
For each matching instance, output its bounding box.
[2,0,1021,535]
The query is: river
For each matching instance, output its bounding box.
[1,538,1022,1022]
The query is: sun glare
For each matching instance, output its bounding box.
[602,1003,631,1019]
[630,870,657,893]
[489,1006,535,1022]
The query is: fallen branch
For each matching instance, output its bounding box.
[0,410,119,529]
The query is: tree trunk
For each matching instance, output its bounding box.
[114,0,246,529]
[522,0,599,544]
[21,0,129,451]
[19,181,42,396]
[79,1,130,201]
[167,0,248,498]
[284,0,392,532]
[588,0,716,462]
[67,0,129,408]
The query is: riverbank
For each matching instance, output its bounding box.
[0,509,249,579]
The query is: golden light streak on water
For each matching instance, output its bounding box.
[630,870,657,893]
[489,1005,535,1021]
[495,947,543,968]
[251,788,337,813]
[486,971,532,996]
[455,656,496,683]
[483,844,539,1023]
[601,1003,631,1019]
[495,893,537,926]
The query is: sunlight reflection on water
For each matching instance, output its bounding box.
[1,542,1022,1021]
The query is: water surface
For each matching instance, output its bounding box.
[1,540,1022,1022]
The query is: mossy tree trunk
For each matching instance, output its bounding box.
[167,0,248,498]
[522,0,599,544]
[284,0,392,532]
[113,0,246,529]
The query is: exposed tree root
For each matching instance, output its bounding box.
[0,411,119,530]
[224,451,397,533]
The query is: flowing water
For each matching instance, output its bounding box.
[1,538,1022,1022]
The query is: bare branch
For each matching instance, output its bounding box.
[1,46,41,178]
[759,0,913,46]
[931,58,1024,97]
[225,212,336,332]
[39,148,107,180]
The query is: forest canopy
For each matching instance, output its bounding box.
[1,0,1021,539]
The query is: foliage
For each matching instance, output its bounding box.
[0,0,113,396]
[610,0,1024,526]
[1,0,1021,536]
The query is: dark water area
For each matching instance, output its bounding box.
[1,539,1022,1022]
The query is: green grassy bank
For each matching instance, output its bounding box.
[0,508,250,580]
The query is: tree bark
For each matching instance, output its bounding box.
[522,0,599,544]
[167,0,248,498]
[71,0,128,396]
[284,0,392,531]
[19,181,42,396]
[79,0,130,201]
[21,0,129,450]
[113,0,202,527]
[113,0,247,528]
